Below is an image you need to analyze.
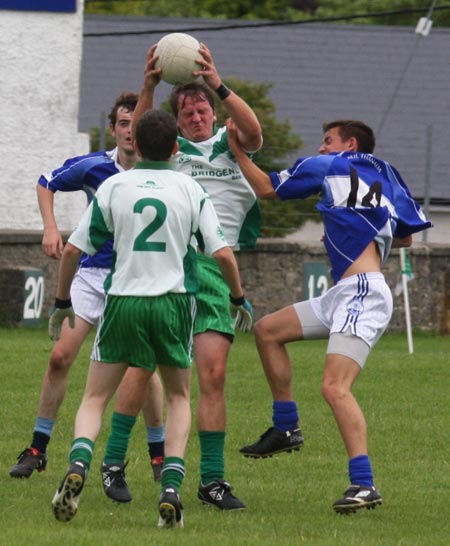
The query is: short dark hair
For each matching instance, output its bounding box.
[108,91,139,127]
[135,110,178,161]
[323,119,376,153]
[168,82,215,118]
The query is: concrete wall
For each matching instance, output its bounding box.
[1,231,449,334]
[0,3,89,233]
[237,240,450,335]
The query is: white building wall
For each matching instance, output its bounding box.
[0,3,89,232]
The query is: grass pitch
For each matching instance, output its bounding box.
[0,327,448,546]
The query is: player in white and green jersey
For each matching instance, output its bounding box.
[68,155,226,298]
[172,123,260,336]
[104,41,263,511]
[173,125,260,252]
[165,48,263,510]
[49,109,252,529]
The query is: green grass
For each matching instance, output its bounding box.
[0,327,449,545]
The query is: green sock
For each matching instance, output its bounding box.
[70,437,95,470]
[161,456,185,492]
[199,431,225,485]
[104,412,137,464]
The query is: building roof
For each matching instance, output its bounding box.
[80,15,450,203]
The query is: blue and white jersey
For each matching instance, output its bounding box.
[38,148,123,268]
[270,152,432,283]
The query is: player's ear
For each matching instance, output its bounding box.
[171,140,179,156]
[347,136,358,152]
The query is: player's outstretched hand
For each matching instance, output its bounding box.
[194,42,221,89]
[144,44,162,90]
[41,226,64,260]
[230,295,254,333]
[48,305,75,341]
[226,118,245,159]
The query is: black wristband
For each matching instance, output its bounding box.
[230,294,245,306]
[215,83,231,101]
[55,298,72,309]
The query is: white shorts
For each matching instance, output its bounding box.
[70,267,109,326]
[294,272,393,367]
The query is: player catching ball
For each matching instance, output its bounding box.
[100,39,262,510]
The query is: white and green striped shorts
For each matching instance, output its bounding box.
[91,293,196,370]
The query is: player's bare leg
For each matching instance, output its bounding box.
[195,331,245,510]
[10,316,92,479]
[240,307,304,459]
[157,365,191,529]
[254,306,304,400]
[195,331,229,431]
[75,361,131,439]
[53,360,133,522]
[39,317,93,419]
[322,353,381,514]
[321,354,366,458]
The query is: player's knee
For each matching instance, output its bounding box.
[321,380,346,407]
[254,315,277,343]
[197,364,226,394]
[254,315,285,345]
[321,382,332,404]
[48,346,74,374]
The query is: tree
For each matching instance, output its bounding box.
[213,78,318,238]
[84,0,305,20]
[84,0,450,26]
[311,1,450,27]
[90,126,115,152]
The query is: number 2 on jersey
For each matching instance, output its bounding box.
[133,198,167,252]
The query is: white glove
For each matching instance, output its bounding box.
[48,303,75,341]
[230,296,254,333]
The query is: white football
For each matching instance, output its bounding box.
[154,33,202,85]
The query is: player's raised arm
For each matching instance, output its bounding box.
[195,43,262,152]
[132,44,162,141]
[226,119,275,200]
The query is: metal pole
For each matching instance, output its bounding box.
[400,248,414,354]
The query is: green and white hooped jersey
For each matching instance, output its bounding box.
[68,161,227,297]
[173,126,261,250]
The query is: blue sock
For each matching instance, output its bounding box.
[272,400,299,432]
[349,455,374,487]
[146,425,165,444]
[34,416,55,437]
